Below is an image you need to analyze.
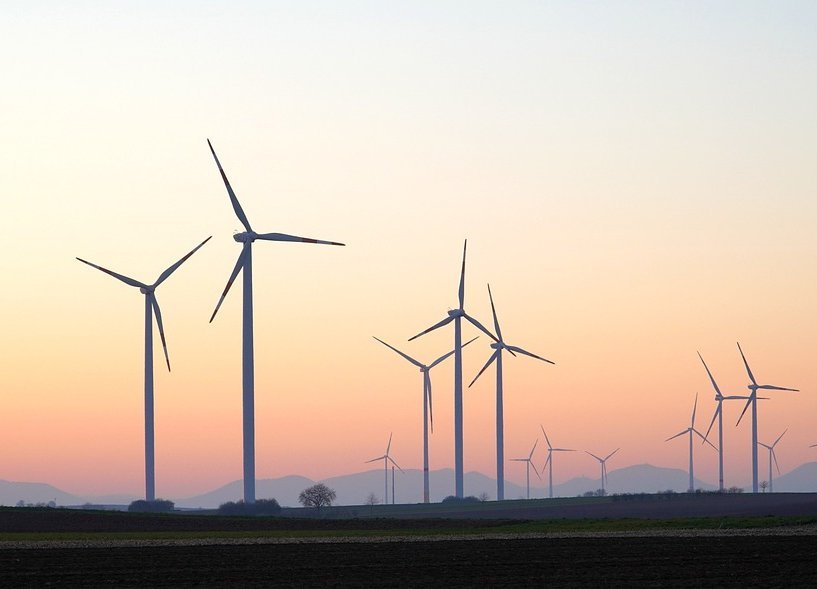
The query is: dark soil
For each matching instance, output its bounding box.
[2,536,815,587]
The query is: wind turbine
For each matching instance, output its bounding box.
[586,449,619,496]
[372,336,478,503]
[758,429,787,493]
[365,433,402,505]
[76,236,211,501]
[207,140,344,504]
[469,285,554,501]
[510,439,540,499]
[408,240,498,498]
[540,426,574,499]
[735,342,798,493]
[698,351,754,492]
[665,393,717,492]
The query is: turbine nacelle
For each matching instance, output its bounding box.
[233,231,256,243]
[139,286,155,295]
[447,308,464,318]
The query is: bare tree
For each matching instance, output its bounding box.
[299,483,337,510]
[478,492,490,502]
[759,480,769,493]
[365,492,379,515]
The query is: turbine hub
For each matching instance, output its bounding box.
[233,231,256,243]
[447,309,463,318]
[490,342,502,350]
[139,286,153,294]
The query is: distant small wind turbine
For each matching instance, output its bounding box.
[365,433,402,505]
[408,240,498,498]
[586,449,619,496]
[540,426,574,499]
[207,140,344,504]
[510,439,540,499]
[666,393,717,492]
[469,284,554,501]
[76,236,211,501]
[735,342,798,493]
[758,429,787,493]
[698,351,754,492]
[373,336,477,503]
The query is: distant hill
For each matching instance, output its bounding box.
[3,462,815,509]
[0,479,83,506]
[773,461,817,492]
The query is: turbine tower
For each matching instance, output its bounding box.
[735,342,798,493]
[365,433,402,505]
[372,336,477,503]
[76,237,211,501]
[207,140,344,504]
[665,393,716,492]
[586,449,619,496]
[510,439,540,499]
[540,425,574,499]
[469,284,554,501]
[408,241,497,497]
[758,429,787,493]
[698,351,753,492]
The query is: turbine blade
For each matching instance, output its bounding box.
[487,283,503,342]
[76,258,147,289]
[373,337,423,368]
[408,315,454,341]
[463,313,499,343]
[772,450,781,475]
[531,460,542,480]
[386,432,392,456]
[429,336,478,370]
[365,455,386,464]
[697,351,723,397]
[702,404,721,443]
[468,350,498,388]
[666,430,688,442]
[554,448,575,452]
[425,372,434,434]
[505,345,555,365]
[209,248,248,323]
[585,451,603,462]
[605,448,619,461]
[255,232,344,246]
[774,428,788,447]
[757,385,799,392]
[736,342,757,385]
[540,425,552,450]
[543,452,552,470]
[458,240,466,310]
[735,395,753,427]
[529,438,539,460]
[693,428,717,450]
[150,294,171,372]
[388,456,403,472]
[154,236,212,287]
[207,139,252,232]
[691,392,698,427]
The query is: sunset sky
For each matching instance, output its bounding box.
[2,1,817,500]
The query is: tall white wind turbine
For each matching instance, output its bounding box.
[758,429,787,493]
[586,449,619,496]
[207,140,344,504]
[665,393,717,492]
[735,342,798,493]
[469,285,554,501]
[373,336,477,503]
[365,433,403,505]
[408,240,498,498]
[510,439,540,500]
[698,352,753,492]
[77,237,211,501]
[540,426,574,499]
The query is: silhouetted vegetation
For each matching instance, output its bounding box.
[128,499,175,513]
[217,498,281,516]
[298,484,336,510]
[441,495,480,504]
